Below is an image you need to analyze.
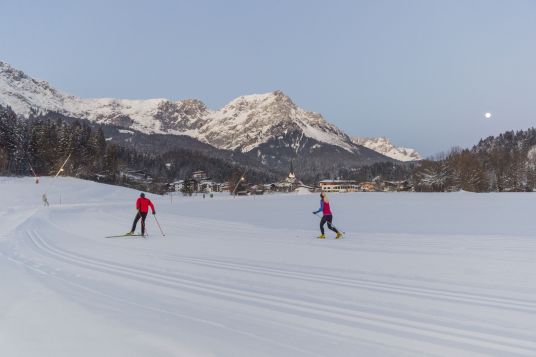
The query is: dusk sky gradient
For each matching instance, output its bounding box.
[1,0,535,156]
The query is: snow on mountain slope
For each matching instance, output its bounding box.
[0,61,173,132]
[0,61,205,134]
[199,91,355,152]
[2,177,536,356]
[353,136,422,161]
[0,61,368,155]
[0,61,74,115]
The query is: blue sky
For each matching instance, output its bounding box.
[1,0,535,156]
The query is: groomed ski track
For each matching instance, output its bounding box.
[1,177,536,356]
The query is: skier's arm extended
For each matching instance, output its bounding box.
[313,200,324,214]
[149,200,155,214]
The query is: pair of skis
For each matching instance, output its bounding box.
[316,234,345,239]
[314,213,346,239]
[105,233,146,239]
[106,213,166,239]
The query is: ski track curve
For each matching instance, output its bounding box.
[7,228,536,357]
[8,230,325,357]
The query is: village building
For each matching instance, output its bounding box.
[220,182,232,192]
[319,180,360,193]
[169,180,184,192]
[359,182,378,192]
[248,184,265,195]
[382,180,412,192]
[272,161,306,192]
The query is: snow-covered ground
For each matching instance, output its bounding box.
[1,177,536,356]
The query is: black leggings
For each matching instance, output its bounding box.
[320,215,339,235]
[132,212,148,234]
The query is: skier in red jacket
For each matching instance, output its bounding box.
[127,193,155,236]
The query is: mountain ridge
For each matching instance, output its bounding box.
[352,136,422,162]
[0,60,403,168]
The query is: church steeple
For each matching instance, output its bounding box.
[288,160,295,180]
[290,160,294,175]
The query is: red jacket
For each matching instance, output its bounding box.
[136,197,155,213]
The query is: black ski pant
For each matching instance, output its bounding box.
[320,214,339,235]
[132,212,148,234]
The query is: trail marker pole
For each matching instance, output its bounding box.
[44,153,72,197]
[232,169,247,197]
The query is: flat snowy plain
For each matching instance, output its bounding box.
[1,177,536,356]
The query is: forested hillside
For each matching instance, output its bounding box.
[0,106,275,192]
[413,129,536,192]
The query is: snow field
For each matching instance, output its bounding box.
[1,177,536,356]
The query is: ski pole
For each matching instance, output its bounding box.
[153,214,166,236]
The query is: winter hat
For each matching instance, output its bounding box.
[140,193,145,198]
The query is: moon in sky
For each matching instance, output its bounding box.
[485,112,492,119]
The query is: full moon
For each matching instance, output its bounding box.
[485,112,492,119]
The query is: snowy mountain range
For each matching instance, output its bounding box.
[352,137,422,162]
[0,60,419,164]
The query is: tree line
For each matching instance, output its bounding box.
[0,106,274,193]
[413,129,536,192]
[4,105,536,193]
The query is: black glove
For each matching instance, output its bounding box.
[152,211,156,215]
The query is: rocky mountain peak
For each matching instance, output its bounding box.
[0,60,406,163]
[352,136,421,161]
[221,90,296,115]
[0,61,69,116]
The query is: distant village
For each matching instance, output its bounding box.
[162,167,412,196]
[120,162,412,195]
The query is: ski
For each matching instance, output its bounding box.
[315,235,345,239]
[105,234,145,238]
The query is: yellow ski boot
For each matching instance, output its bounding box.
[335,232,343,239]
[317,234,326,239]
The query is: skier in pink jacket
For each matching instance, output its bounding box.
[313,192,343,239]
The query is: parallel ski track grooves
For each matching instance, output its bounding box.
[24,230,536,356]
[167,256,536,314]
[20,231,323,357]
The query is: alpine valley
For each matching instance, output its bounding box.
[0,60,421,177]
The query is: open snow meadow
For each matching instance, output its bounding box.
[1,177,536,357]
